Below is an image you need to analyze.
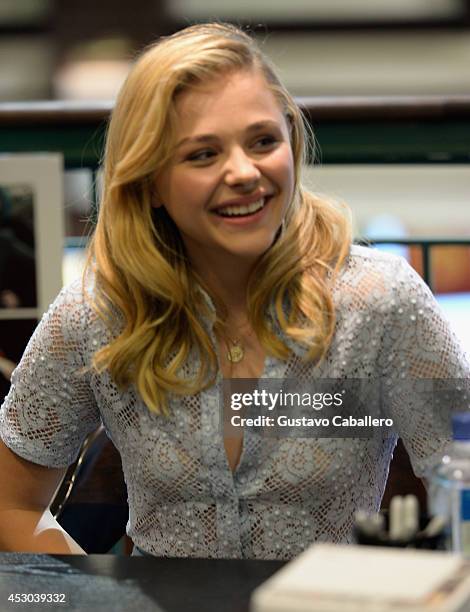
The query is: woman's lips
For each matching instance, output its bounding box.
[211,196,272,226]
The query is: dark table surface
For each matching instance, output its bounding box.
[0,553,285,612]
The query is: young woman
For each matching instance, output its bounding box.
[0,23,468,559]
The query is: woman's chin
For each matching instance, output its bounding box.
[221,243,273,263]
[217,231,279,261]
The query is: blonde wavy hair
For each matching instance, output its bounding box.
[85,22,351,414]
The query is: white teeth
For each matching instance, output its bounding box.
[216,198,265,217]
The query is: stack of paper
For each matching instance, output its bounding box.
[251,544,470,611]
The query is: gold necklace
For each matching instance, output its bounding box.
[226,336,245,363]
[224,320,252,363]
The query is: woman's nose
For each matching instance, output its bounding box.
[224,148,261,187]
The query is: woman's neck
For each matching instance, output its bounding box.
[189,251,255,318]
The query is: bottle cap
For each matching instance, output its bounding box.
[452,413,470,440]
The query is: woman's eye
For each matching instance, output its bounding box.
[254,135,278,149]
[187,150,216,162]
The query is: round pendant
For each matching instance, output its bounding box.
[227,344,244,363]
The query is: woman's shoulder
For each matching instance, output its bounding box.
[46,273,97,321]
[38,272,108,348]
[347,243,406,268]
[342,244,420,284]
[334,244,430,312]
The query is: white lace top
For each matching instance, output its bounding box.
[1,245,469,560]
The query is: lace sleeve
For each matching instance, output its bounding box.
[0,280,101,468]
[381,257,470,477]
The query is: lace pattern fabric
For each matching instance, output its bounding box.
[1,245,469,560]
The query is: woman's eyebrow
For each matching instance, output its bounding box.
[176,120,281,148]
[176,134,219,148]
[247,120,280,131]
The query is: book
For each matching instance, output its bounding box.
[251,544,470,611]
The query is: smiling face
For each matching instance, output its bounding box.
[153,69,295,271]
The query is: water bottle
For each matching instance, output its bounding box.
[428,413,470,555]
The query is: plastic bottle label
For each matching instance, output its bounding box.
[460,490,470,554]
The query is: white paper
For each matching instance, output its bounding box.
[268,544,463,601]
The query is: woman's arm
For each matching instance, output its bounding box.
[0,279,102,554]
[381,255,470,477]
[0,439,85,554]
